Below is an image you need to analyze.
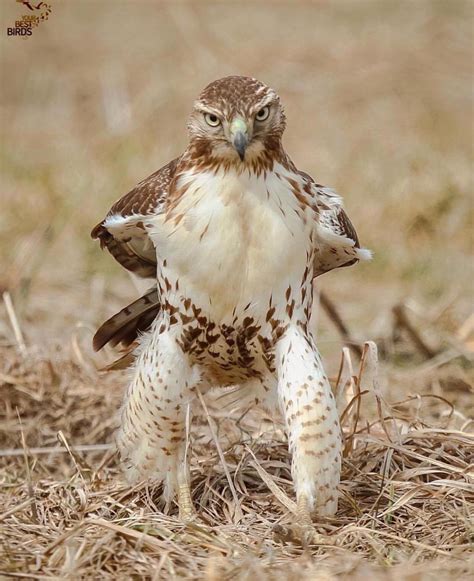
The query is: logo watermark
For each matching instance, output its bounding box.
[6,1,52,38]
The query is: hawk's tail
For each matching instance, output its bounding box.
[93,286,160,353]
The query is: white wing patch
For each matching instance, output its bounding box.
[308,183,372,276]
[103,213,156,264]
[316,222,372,259]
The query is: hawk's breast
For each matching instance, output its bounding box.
[148,167,312,321]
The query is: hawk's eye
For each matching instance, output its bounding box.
[204,113,221,127]
[255,106,270,121]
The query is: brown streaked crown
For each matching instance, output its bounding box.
[197,76,282,120]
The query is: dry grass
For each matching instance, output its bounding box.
[0,340,472,579]
[0,0,473,578]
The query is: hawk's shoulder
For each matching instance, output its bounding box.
[296,170,371,277]
[91,157,181,277]
[108,157,179,219]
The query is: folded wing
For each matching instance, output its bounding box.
[298,171,371,277]
[91,157,179,278]
[91,158,180,355]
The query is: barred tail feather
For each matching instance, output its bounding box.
[93,287,160,352]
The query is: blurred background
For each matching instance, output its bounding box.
[1,0,472,374]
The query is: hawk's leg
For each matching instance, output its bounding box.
[116,324,200,519]
[276,326,342,521]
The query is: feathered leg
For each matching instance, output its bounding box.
[276,326,342,537]
[116,322,200,518]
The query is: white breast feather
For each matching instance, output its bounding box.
[148,165,312,320]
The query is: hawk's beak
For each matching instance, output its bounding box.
[230,118,249,161]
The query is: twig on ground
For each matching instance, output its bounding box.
[393,303,438,359]
[320,291,363,358]
[0,443,112,458]
[245,446,297,515]
[3,292,26,354]
[17,409,39,524]
[196,389,244,522]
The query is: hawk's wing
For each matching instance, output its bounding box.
[91,157,180,278]
[91,158,180,355]
[298,171,371,277]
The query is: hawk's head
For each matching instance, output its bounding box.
[187,76,286,169]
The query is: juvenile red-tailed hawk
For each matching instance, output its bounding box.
[92,76,370,531]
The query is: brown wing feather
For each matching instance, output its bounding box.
[336,207,360,248]
[90,225,157,278]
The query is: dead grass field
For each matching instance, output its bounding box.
[0,1,473,579]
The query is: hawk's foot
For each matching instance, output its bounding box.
[273,494,335,546]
